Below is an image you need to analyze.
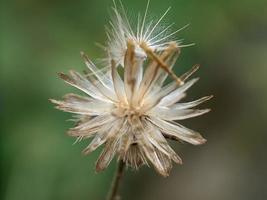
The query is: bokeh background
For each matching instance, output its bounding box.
[1,0,267,199]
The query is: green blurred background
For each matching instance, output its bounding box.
[1,0,267,199]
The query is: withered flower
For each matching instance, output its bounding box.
[50,2,211,177]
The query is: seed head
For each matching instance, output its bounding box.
[102,0,191,68]
[50,1,211,177]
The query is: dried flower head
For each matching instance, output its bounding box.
[101,0,191,68]
[50,2,211,177]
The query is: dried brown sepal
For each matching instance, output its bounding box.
[140,41,183,85]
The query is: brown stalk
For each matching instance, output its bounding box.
[107,160,125,200]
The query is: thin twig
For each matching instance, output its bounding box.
[107,160,125,200]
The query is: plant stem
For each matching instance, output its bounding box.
[107,160,125,200]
